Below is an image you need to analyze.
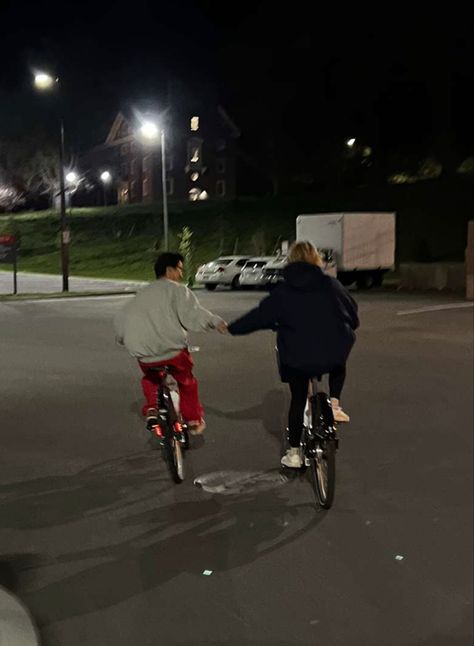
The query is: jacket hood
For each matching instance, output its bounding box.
[282,262,327,291]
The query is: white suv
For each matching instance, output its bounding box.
[195,256,251,290]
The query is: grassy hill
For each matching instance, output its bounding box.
[1,179,471,280]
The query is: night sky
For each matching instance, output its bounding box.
[1,0,472,168]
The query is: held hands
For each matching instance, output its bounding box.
[216,320,229,334]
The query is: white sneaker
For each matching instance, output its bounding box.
[330,398,350,423]
[281,447,302,469]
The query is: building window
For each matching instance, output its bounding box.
[216,139,226,151]
[189,187,208,201]
[142,178,149,197]
[142,155,151,172]
[216,180,226,197]
[130,158,137,175]
[190,172,199,182]
[166,178,174,196]
[165,154,174,172]
[120,143,129,156]
[130,180,138,199]
[121,161,128,177]
[190,116,200,132]
[188,139,202,165]
[131,141,139,153]
[119,183,129,204]
[217,158,226,173]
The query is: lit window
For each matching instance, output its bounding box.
[143,178,149,197]
[191,116,200,131]
[191,172,199,182]
[190,147,200,163]
[189,188,201,202]
[198,190,208,201]
[130,180,137,198]
[216,180,226,197]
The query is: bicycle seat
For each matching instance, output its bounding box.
[147,365,172,374]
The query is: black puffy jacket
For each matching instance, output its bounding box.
[228,262,359,379]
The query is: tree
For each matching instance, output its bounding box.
[0,185,25,212]
[178,226,194,286]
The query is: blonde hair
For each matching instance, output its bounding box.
[288,240,323,267]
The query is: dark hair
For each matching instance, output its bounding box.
[154,252,184,278]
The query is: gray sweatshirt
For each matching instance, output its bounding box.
[114,279,223,363]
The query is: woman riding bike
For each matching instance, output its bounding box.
[227,241,359,468]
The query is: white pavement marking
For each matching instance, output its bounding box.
[397,302,474,316]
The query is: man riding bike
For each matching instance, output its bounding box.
[115,252,227,435]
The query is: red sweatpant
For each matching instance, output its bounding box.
[138,349,204,422]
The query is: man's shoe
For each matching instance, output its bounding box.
[281,447,302,469]
[145,408,159,430]
[330,398,350,423]
[188,419,206,435]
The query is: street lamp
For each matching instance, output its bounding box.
[66,171,78,184]
[100,170,112,206]
[346,138,356,148]
[34,71,70,292]
[139,120,169,251]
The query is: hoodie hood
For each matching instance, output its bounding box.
[282,262,327,292]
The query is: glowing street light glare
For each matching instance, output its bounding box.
[100,170,112,183]
[34,72,56,90]
[346,138,356,147]
[66,171,78,184]
[140,121,160,140]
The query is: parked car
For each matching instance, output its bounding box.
[237,257,276,288]
[262,256,287,288]
[195,256,251,290]
[262,249,337,288]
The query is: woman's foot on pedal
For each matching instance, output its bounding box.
[330,398,350,423]
[281,447,302,469]
[188,419,206,435]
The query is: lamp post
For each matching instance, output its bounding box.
[100,170,112,206]
[34,72,70,292]
[139,121,169,251]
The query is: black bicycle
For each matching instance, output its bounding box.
[282,377,338,509]
[303,378,338,509]
[147,366,189,484]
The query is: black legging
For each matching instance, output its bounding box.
[287,365,346,448]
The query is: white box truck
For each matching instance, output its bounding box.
[296,212,396,288]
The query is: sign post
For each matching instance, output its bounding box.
[0,234,18,294]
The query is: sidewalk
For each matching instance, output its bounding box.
[0,586,39,645]
[0,270,147,295]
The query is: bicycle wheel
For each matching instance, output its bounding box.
[162,426,185,484]
[310,440,336,509]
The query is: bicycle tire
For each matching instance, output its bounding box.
[162,425,185,484]
[310,440,336,509]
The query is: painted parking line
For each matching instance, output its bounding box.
[397,302,474,316]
